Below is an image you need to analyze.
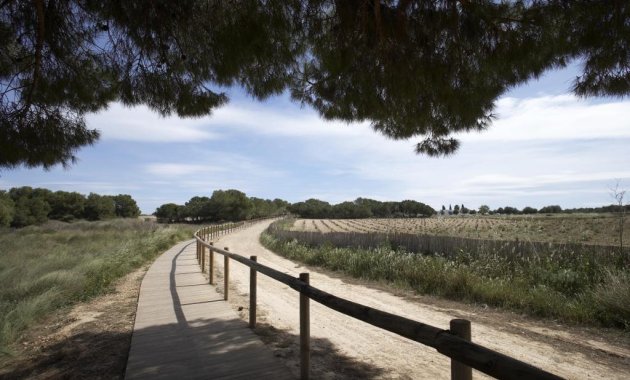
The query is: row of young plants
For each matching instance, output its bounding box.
[262,220,630,330]
[0,220,197,357]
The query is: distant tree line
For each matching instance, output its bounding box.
[439,203,630,216]
[0,187,141,228]
[154,189,289,223]
[440,204,475,215]
[444,204,564,215]
[154,193,436,222]
[288,198,435,219]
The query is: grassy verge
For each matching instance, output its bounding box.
[0,219,197,356]
[262,220,629,330]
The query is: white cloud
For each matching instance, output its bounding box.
[459,95,630,142]
[207,103,368,137]
[213,94,630,143]
[86,103,219,142]
[12,91,630,212]
[144,152,287,199]
[461,171,630,190]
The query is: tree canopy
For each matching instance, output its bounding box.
[2,1,629,168]
[0,186,139,227]
[288,197,435,218]
[155,190,288,223]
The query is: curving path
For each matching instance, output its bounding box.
[210,220,630,380]
[124,238,293,379]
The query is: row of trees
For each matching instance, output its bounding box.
[440,204,564,216]
[288,198,435,219]
[440,204,473,215]
[0,187,140,227]
[154,193,436,222]
[154,190,289,223]
[442,204,630,216]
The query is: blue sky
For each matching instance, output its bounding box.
[2,64,630,214]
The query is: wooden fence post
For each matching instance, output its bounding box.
[224,247,230,301]
[201,243,206,273]
[450,319,472,380]
[196,240,200,263]
[300,272,310,380]
[208,242,214,285]
[249,255,257,328]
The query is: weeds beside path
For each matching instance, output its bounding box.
[0,263,149,379]
[264,220,630,330]
[0,220,196,360]
[215,220,630,379]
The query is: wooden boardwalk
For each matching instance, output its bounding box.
[125,239,294,379]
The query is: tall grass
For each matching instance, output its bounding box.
[262,220,630,329]
[0,219,196,356]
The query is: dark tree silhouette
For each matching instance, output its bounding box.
[2,1,629,168]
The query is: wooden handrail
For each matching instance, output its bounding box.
[193,221,563,380]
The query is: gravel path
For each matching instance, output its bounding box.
[210,220,630,380]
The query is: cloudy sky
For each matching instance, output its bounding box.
[2,64,629,214]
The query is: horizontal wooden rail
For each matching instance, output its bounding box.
[194,224,562,380]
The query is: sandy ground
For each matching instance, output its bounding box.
[0,265,146,379]
[210,220,630,380]
[2,220,628,379]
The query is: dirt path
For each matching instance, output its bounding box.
[212,221,630,380]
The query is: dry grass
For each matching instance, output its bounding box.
[291,214,629,246]
[267,219,630,329]
[0,219,197,357]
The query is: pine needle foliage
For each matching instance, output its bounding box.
[2,1,630,167]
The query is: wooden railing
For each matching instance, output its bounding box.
[194,220,563,380]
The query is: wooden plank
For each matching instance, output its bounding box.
[249,255,257,329]
[450,319,472,380]
[224,247,230,301]
[125,240,293,380]
[299,273,310,380]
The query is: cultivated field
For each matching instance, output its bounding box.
[271,215,630,329]
[290,214,629,246]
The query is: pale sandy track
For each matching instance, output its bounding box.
[210,220,630,379]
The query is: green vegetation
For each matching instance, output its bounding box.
[0,187,141,228]
[263,220,630,330]
[0,219,196,356]
[288,198,435,219]
[154,189,289,223]
[3,2,628,169]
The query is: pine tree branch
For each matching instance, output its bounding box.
[24,0,45,111]
[0,0,14,10]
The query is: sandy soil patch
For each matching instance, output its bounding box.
[0,265,147,379]
[210,221,630,380]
